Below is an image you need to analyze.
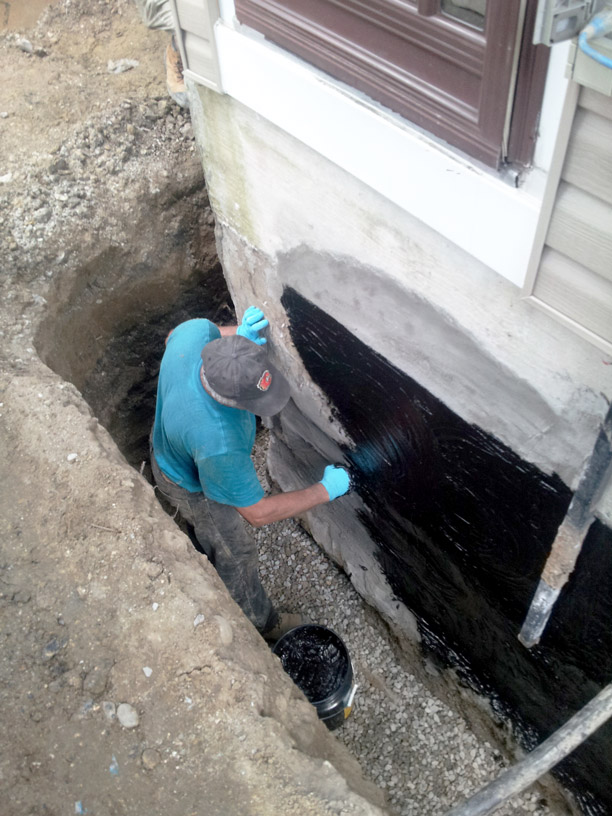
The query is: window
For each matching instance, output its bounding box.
[234,0,549,168]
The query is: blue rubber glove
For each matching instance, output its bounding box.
[320,465,351,501]
[236,305,269,345]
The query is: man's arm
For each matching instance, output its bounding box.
[236,482,331,527]
[236,465,350,527]
[166,306,267,345]
[165,323,236,345]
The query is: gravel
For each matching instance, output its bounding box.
[1,94,196,272]
[252,429,556,816]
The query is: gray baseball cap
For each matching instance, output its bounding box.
[201,334,291,417]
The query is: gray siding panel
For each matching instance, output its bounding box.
[562,107,612,207]
[547,182,612,282]
[579,87,612,121]
[534,248,612,341]
[532,86,612,350]
[172,0,222,91]
[176,0,213,37]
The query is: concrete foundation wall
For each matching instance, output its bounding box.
[190,84,612,811]
[191,85,611,512]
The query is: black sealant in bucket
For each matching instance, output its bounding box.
[272,624,356,730]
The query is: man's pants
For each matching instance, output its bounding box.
[135,0,175,31]
[150,451,278,633]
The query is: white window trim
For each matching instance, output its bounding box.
[185,5,572,287]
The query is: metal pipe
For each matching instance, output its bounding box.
[519,402,612,648]
[443,683,612,816]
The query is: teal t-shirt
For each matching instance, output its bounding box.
[151,319,264,507]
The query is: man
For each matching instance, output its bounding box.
[150,306,351,642]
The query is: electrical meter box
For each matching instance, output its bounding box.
[534,2,612,96]
[534,1,607,44]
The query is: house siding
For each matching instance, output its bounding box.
[170,0,222,90]
[532,87,612,351]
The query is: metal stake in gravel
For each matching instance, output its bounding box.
[444,682,612,816]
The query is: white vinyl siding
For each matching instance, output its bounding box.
[170,0,222,91]
[528,87,612,354]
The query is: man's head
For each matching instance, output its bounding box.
[201,334,291,417]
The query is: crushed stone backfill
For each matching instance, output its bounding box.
[252,430,557,816]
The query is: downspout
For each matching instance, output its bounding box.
[518,402,612,649]
[443,682,612,816]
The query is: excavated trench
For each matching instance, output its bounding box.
[33,160,234,461]
[6,3,599,812]
[28,179,570,816]
[78,259,232,471]
[35,237,236,558]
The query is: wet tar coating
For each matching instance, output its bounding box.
[282,287,612,815]
[274,627,349,703]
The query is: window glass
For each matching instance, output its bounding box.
[441,0,486,29]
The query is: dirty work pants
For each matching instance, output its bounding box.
[134,0,174,32]
[150,451,278,634]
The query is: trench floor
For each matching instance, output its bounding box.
[251,431,559,816]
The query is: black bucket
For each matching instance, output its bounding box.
[272,624,356,730]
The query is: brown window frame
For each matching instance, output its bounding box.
[234,0,549,169]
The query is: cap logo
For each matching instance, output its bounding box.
[257,370,272,392]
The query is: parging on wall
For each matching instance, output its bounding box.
[191,84,612,522]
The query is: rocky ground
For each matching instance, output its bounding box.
[0,2,576,815]
[251,440,575,816]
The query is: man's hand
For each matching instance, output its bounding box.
[236,306,269,345]
[319,465,351,501]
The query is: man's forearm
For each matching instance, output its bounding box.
[237,483,330,527]
[165,323,236,346]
